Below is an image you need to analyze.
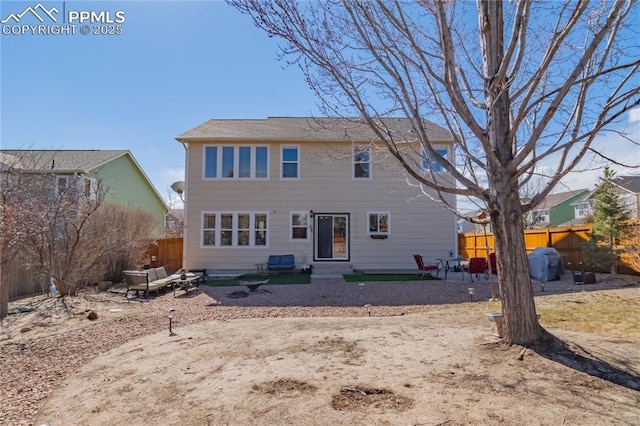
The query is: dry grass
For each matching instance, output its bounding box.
[480,289,640,337]
[399,287,640,338]
[536,291,640,336]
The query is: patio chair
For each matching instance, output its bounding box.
[463,257,488,282]
[413,254,440,279]
[489,253,496,273]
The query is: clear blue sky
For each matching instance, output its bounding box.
[1,1,320,204]
[1,1,638,211]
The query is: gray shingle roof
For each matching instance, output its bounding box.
[0,150,128,173]
[613,175,640,194]
[176,117,452,142]
[537,189,589,208]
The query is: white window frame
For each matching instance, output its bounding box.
[353,146,371,180]
[203,145,269,180]
[202,213,216,246]
[422,145,449,173]
[575,203,590,219]
[280,145,300,180]
[83,177,98,200]
[201,211,269,248]
[57,176,69,194]
[532,209,549,223]
[290,211,310,241]
[367,211,390,236]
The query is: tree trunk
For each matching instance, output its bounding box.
[490,190,544,345]
[480,0,543,345]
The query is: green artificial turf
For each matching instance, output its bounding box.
[205,273,311,287]
[342,273,440,282]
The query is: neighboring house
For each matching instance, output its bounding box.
[176,117,457,273]
[613,175,640,219]
[527,189,589,228]
[0,150,168,236]
[574,175,640,221]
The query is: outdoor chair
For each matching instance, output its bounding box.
[463,257,488,282]
[489,253,497,273]
[413,254,440,279]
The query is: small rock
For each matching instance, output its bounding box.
[20,327,32,333]
[87,310,98,321]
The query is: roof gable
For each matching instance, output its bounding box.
[176,117,452,143]
[536,189,589,209]
[612,175,640,194]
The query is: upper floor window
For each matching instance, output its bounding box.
[422,146,449,172]
[368,212,390,235]
[281,146,299,179]
[532,209,549,223]
[83,178,98,199]
[290,211,310,241]
[57,176,69,194]
[204,145,269,179]
[202,211,268,247]
[353,146,371,179]
[574,203,590,219]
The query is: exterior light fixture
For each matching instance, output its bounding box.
[467,287,475,302]
[167,308,176,336]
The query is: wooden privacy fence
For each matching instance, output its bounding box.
[3,260,48,299]
[5,238,184,299]
[458,224,638,275]
[146,237,183,274]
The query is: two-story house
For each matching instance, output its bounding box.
[526,189,589,228]
[573,175,640,221]
[176,117,457,274]
[0,150,169,236]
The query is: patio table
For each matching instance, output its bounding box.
[170,274,202,297]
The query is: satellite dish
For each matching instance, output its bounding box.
[171,181,185,195]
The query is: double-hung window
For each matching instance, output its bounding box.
[353,146,371,179]
[204,145,269,179]
[575,203,590,219]
[368,212,390,236]
[532,209,549,223]
[290,211,310,241]
[57,176,69,194]
[203,214,216,246]
[281,145,299,179]
[202,212,268,247]
[422,146,449,172]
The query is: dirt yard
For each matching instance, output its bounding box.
[1,275,639,425]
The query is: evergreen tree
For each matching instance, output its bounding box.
[584,166,631,274]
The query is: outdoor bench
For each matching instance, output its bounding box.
[123,266,175,299]
[266,254,295,273]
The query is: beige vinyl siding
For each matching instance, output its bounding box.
[184,140,456,272]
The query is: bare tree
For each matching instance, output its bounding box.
[1,151,157,307]
[20,175,108,296]
[19,180,158,297]
[92,204,157,283]
[1,152,57,317]
[230,0,640,344]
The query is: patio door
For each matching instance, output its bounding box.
[315,214,349,260]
